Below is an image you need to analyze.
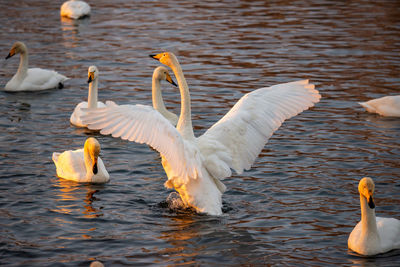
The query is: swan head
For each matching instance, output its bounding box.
[359,177,375,209]
[153,66,177,87]
[5,41,27,59]
[84,137,101,174]
[87,65,99,83]
[149,52,178,68]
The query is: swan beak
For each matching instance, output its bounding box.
[92,159,98,175]
[166,73,177,87]
[368,196,375,209]
[87,72,94,83]
[6,48,15,59]
[149,53,162,61]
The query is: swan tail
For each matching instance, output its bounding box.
[359,102,376,113]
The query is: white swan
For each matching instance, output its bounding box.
[52,137,109,183]
[348,177,400,256]
[4,41,68,91]
[75,66,178,127]
[151,66,178,125]
[359,96,400,117]
[81,52,321,215]
[70,66,107,127]
[60,0,91,19]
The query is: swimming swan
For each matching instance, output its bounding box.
[82,52,321,215]
[60,0,91,19]
[70,66,107,127]
[348,177,400,256]
[359,96,400,117]
[4,41,68,91]
[52,137,109,183]
[75,66,177,127]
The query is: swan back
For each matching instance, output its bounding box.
[359,95,400,117]
[60,0,91,19]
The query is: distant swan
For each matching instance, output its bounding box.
[70,66,106,127]
[77,66,178,127]
[348,177,400,256]
[60,0,91,19]
[82,52,321,215]
[52,137,109,183]
[359,96,400,117]
[4,41,68,91]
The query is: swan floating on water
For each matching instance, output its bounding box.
[359,96,400,117]
[70,66,107,127]
[52,137,109,183]
[348,177,400,256]
[4,42,68,92]
[77,66,177,127]
[82,52,321,215]
[60,0,91,19]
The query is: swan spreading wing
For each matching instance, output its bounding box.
[81,101,198,178]
[198,80,321,179]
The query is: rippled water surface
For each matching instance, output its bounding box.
[1,0,400,266]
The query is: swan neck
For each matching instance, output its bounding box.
[170,60,194,139]
[152,76,167,112]
[83,145,93,176]
[16,50,29,80]
[360,194,379,237]
[88,78,98,109]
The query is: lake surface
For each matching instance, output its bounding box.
[0,0,399,266]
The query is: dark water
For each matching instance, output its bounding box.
[1,0,400,266]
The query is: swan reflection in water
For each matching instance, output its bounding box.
[60,15,90,49]
[53,178,104,219]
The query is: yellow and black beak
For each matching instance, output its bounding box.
[368,195,375,209]
[166,73,177,87]
[92,158,98,175]
[5,49,15,60]
[149,53,162,61]
[87,72,94,83]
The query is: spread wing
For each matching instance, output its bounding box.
[80,101,197,178]
[198,80,321,179]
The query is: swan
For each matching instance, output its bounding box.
[81,52,321,215]
[52,137,110,183]
[359,96,400,117]
[60,0,91,19]
[72,66,178,127]
[4,41,68,91]
[70,66,107,127]
[348,177,400,256]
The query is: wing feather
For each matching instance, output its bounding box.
[199,80,321,178]
[81,102,194,178]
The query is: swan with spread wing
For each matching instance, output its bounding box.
[82,52,321,215]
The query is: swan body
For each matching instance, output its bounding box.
[70,66,106,127]
[359,96,400,117]
[82,52,321,215]
[348,177,400,256]
[4,42,68,92]
[60,0,91,19]
[52,137,109,183]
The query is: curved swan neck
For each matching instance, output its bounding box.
[16,50,29,80]
[88,77,98,109]
[360,194,379,237]
[170,58,194,140]
[152,75,167,112]
[83,145,94,176]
